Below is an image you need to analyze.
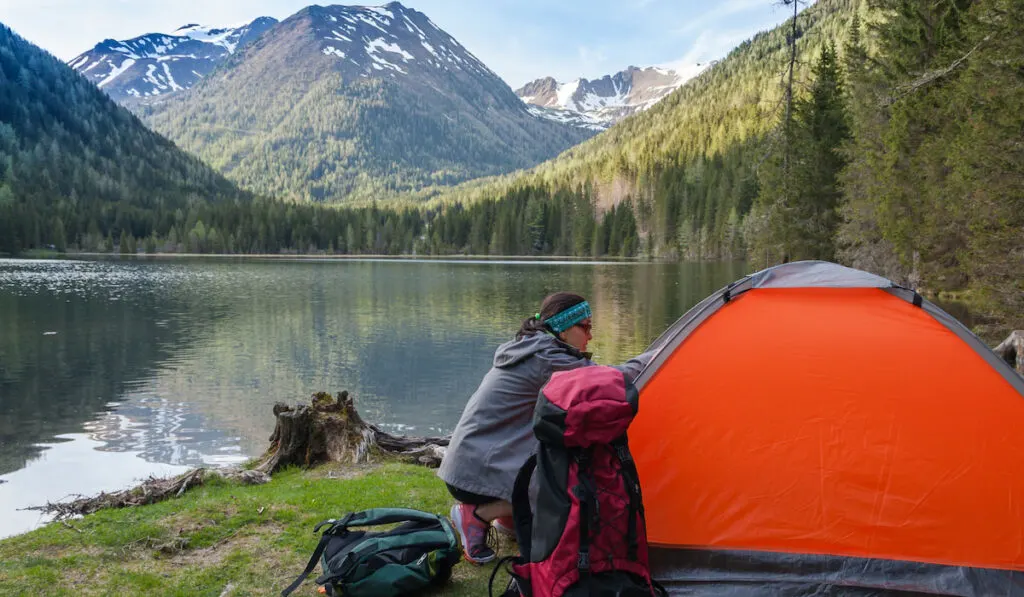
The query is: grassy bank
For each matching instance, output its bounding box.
[0,463,507,596]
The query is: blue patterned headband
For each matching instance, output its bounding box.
[543,301,592,333]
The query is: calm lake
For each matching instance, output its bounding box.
[0,256,748,538]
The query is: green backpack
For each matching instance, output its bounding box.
[281,508,461,597]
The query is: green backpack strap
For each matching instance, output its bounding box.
[343,508,447,528]
[281,532,332,597]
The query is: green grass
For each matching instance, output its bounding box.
[0,463,512,596]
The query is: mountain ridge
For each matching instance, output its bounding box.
[69,17,278,102]
[515,65,688,129]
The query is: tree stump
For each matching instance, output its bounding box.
[994,331,1024,376]
[252,391,450,474]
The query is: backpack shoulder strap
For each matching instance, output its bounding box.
[612,436,642,561]
[281,532,332,597]
[511,453,538,561]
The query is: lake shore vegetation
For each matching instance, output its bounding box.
[0,462,502,596]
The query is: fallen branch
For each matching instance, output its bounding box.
[29,469,210,520]
[882,36,990,106]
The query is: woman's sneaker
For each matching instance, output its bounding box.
[450,504,496,565]
[492,516,516,539]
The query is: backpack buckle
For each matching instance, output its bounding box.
[577,551,590,570]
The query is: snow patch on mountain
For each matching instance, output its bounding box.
[556,79,581,108]
[306,3,496,82]
[98,58,136,88]
[366,38,414,62]
[526,105,605,132]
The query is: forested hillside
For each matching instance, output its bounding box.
[0,24,246,255]
[425,0,860,260]
[420,0,1022,325]
[0,21,615,258]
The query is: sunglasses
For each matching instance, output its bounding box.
[574,321,592,334]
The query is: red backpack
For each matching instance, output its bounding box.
[492,366,665,597]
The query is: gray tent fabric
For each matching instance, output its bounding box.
[747,260,894,290]
[651,548,1024,596]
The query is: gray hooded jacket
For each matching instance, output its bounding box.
[437,332,654,502]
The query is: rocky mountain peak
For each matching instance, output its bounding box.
[515,65,686,130]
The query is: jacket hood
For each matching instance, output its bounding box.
[493,332,586,368]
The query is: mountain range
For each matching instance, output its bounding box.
[61,2,697,204]
[69,18,278,103]
[127,2,594,202]
[69,12,686,134]
[515,66,688,130]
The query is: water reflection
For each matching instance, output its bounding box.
[0,257,749,537]
[0,432,189,539]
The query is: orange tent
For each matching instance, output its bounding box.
[630,261,1024,595]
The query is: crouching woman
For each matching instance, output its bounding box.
[437,292,654,564]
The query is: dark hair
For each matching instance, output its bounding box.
[517,292,587,339]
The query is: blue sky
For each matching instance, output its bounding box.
[0,0,801,88]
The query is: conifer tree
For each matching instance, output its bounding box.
[750,43,850,262]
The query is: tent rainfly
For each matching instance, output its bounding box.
[630,261,1024,596]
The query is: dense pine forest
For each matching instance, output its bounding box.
[752,0,1022,320]
[1,0,1020,325]
[0,24,249,256]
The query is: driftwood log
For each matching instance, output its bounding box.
[994,331,1024,375]
[253,391,450,473]
[31,392,449,519]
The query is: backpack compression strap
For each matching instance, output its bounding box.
[613,437,642,561]
[511,454,538,561]
[575,448,597,587]
[281,512,359,597]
